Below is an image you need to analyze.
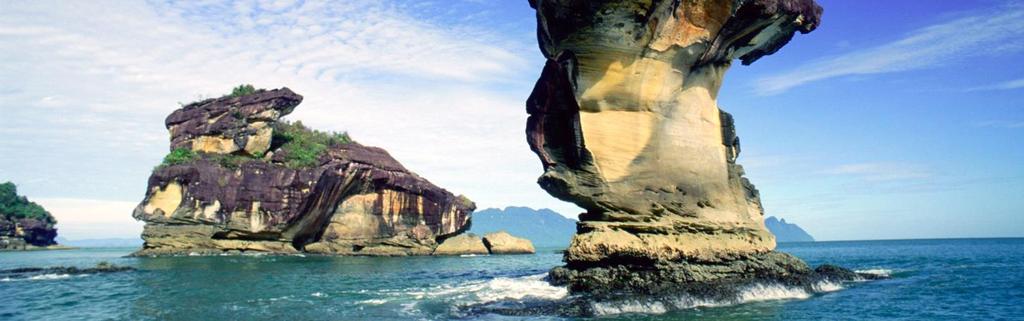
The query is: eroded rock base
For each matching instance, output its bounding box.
[549,252,872,298]
[467,253,881,317]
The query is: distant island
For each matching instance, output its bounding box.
[469,207,577,248]
[0,181,61,250]
[56,237,143,248]
[765,216,815,243]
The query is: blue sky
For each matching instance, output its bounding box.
[0,0,1021,241]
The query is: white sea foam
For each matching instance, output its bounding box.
[738,283,813,302]
[398,302,419,315]
[591,280,845,316]
[592,300,669,315]
[813,281,844,292]
[36,273,72,280]
[0,272,90,282]
[408,273,568,305]
[358,299,388,305]
[855,269,892,278]
[246,295,295,303]
[471,274,568,303]
[459,254,487,257]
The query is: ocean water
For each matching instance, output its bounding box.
[1,238,1022,320]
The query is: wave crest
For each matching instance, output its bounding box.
[1,273,75,282]
[855,268,892,278]
[420,273,568,304]
[592,280,844,316]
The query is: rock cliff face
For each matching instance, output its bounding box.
[133,88,475,256]
[524,0,848,295]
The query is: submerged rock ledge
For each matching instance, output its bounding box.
[133,88,477,256]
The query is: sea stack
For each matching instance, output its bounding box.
[0,182,59,251]
[525,0,850,295]
[133,87,475,256]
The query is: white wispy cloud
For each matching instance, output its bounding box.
[966,78,1024,92]
[0,1,580,237]
[754,5,1024,95]
[822,162,932,182]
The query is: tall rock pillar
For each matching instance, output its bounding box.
[526,0,825,294]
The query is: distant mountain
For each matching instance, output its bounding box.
[469,207,577,248]
[765,216,815,243]
[56,237,143,248]
[468,209,815,246]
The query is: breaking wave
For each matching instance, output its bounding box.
[1,273,76,282]
[855,268,893,278]
[360,270,876,316]
[592,280,844,316]
[357,299,388,305]
[354,273,568,309]
[416,273,568,304]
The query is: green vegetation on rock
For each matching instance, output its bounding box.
[0,182,55,224]
[180,84,261,106]
[158,148,197,169]
[229,84,257,98]
[153,122,353,170]
[272,120,352,168]
[208,153,255,170]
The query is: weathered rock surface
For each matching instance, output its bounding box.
[133,88,475,256]
[433,233,490,256]
[549,251,818,296]
[167,89,301,156]
[1,182,59,250]
[483,231,536,254]
[525,0,837,296]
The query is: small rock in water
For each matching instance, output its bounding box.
[0,262,134,281]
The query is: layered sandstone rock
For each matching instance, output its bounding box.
[133,88,475,256]
[433,231,537,255]
[524,0,844,295]
[482,231,535,254]
[433,233,490,255]
[166,89,300,156]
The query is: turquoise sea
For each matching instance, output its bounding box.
[1,238,1022,320]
